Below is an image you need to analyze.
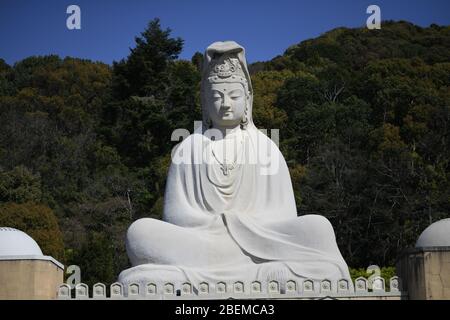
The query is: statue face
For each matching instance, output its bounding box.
[206,82,246,129]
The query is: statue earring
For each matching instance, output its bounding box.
[240,105,249,129]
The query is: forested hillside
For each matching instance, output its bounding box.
[0,19,448,284]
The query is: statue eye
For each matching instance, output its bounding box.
[229,90,243,99]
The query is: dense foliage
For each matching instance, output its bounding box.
[0,19,448,283]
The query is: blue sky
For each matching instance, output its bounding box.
[0,0,449,65]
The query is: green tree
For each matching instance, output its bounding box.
[71,232,115,287]
[0,166,42,203]
[112,18,183,100]
[251,70,291,130]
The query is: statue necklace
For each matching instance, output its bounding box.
[211,131,244,176]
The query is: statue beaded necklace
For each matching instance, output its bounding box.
[210,132,244,176]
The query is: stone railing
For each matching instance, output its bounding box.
[57,276,404,300]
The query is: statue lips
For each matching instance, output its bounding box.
[220,107,233,119]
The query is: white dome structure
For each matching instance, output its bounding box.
[0,227,43,256]
[415,218,450,248]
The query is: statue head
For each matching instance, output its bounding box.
[201,41,254,131]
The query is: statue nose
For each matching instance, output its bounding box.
[222,95,232,108]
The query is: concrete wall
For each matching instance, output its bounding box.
[0,258,64,300]
[397,247,450,300]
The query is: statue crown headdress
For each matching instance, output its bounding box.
[207,54,247,83]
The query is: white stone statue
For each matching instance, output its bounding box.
[118,41,352,291]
